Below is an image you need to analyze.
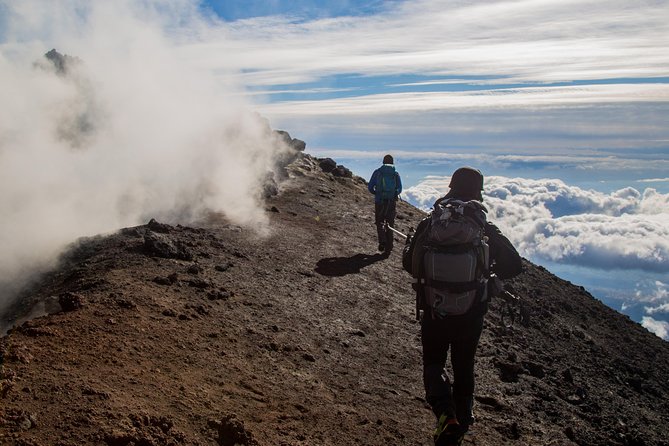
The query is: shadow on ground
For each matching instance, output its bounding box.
[314,253,387,277]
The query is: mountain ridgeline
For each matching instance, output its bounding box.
[1,149,668,446]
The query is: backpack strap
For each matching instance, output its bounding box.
[429,243,476,255]
[420,278,481,293]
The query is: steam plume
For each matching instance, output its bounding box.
[0,1,294,318]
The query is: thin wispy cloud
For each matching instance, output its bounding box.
[388,79,487,88]
[189,0,669,88]
[638,178,669,183]
[245,86,359,96]
[310,149,669,176]
[257,84,669,115]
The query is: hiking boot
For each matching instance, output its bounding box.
[434,414,463,446]
[378,244,385,252]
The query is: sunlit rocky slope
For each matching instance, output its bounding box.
[1,152,668,446]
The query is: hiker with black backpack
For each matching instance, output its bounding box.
[368,154,402,255]
[402,167,522,446]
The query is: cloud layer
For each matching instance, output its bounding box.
[0,1,293,314]
[405,175,669,272]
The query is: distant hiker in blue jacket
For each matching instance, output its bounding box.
[368,154,402,255]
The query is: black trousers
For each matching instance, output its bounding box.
[421,312,484,428]
[374,199,396,245]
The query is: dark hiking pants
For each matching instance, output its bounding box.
[374,199,396,246]
[421,313,484,429]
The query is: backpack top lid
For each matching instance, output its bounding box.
[433,197,487,220]
[429,198,487,245]
[448,167,483,201]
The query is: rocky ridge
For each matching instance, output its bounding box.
[1,151,669,446]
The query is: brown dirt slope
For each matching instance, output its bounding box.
[1,153,669,446]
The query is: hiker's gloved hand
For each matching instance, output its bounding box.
[405,227,414,245]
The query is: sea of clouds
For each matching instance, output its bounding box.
[404,176,669,339]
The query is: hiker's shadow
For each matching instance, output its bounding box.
[315,253,386,277]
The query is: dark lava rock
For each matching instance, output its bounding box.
[319,158,337,173]
[497,361,524,383]
[187,278,212,289]
[332,165,353,178]
[208,415,259,446]
[215,263,233,272]
[274,130,306,152]
[187,264,203,275]
[154,273,179,285]
[143,232,193,261]
[207,290,231,301]
[523,361,546,378]
[147,218,172,233]
[58,292,83,312]
[262,173,279,198]
[43,48,80,75]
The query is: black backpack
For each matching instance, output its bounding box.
[403,197,489,318]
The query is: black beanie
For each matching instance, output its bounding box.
[383,154,394,165]
[448,167,484,200]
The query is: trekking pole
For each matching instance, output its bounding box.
[386,224,408,239]
[500,290,520,328]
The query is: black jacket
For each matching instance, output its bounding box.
[485,221,523,280]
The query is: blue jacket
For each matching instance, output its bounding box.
[368,164,402,203]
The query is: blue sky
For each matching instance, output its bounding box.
[202,0,395,22]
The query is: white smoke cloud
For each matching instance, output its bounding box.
[404,176,669,273]
[0,1,294,316]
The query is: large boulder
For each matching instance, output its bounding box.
[318,158,337,173]
[332,165,353,178]
[273,130,306,152]
[143,231,193,261]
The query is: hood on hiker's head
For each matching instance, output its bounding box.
[448,167,484,201]
[383,154,394,165]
